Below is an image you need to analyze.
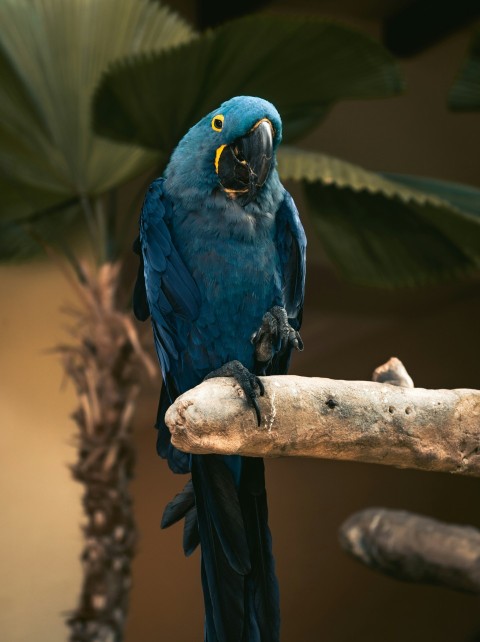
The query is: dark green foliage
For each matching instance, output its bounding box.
[0,0,186,259]
[305,183,480,287]
[382,173,480,218]
[449,29,480,111]
[93,15,404,151]
[279,147,480,286]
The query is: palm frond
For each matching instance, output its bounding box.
[0,0,194,233]
[94,15,404,151]
[278,147,480,287]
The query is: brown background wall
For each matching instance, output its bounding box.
[1,1,479,641]
[0,264,81,642]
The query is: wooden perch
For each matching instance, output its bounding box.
[165,358,480,477]
[339,508,480,594]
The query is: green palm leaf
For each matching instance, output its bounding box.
[448,29,480,111]
[278,147,480,287]
[0,0,194,227]
[380,173,480,218]
[93,15,403,152]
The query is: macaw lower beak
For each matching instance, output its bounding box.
[216,118,273,203]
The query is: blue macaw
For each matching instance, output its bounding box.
[133,96,306,642]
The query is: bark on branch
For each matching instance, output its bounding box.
[339,508,480,594]
[165,361,480,477]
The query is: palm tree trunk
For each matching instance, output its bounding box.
[55,261,155,642]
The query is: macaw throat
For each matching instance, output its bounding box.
[215,118,273,203]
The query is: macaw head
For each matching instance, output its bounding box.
[164,96,283,209]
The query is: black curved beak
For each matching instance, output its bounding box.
[217,119,273,203]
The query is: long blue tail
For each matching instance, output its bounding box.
[194,455,280,642]
[163,455,280,641]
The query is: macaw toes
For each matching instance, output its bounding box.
[134,96,306,642]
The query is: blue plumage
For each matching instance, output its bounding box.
[134,96,306,641]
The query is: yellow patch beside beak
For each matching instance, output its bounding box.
[214,144,226,175]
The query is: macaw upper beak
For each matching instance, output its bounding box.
[216,118,274,203]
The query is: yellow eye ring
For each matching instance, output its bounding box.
[211,114,224,132]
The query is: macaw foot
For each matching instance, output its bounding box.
[204,360,265,426]
[251,305,304,366]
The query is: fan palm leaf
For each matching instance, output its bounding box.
[0,0,194,227]
[278,147,480,286]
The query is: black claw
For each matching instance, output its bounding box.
[256,376,265,396]
[244,373,264,425]
[204,360,263,425]
[252,306,304,365]
[295,332,304,352]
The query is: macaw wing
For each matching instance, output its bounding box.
[263,190,306,378]
[276,189,307,330]
[133,177,201,398]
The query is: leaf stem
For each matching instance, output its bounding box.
[80,195,100,264]
[94,197,108,265]
[107,188,118,261]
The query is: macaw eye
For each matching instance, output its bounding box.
[211,115,224,132]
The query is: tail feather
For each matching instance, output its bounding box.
[240,458,280,642]
[201,560,221,642]
[183,505,200,556]
[191,454,279,642]
[194,455,251,575]
[161,454,280,640]
[161,479,195,529]
[194,456,246,642]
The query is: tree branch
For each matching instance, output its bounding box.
[339,508,480,594]
[165,359,480,477]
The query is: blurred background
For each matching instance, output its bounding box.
[1,0,480,641]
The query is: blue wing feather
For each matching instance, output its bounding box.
[262,191,307,378]
[133,178,201,393]
[276,190,307,328]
